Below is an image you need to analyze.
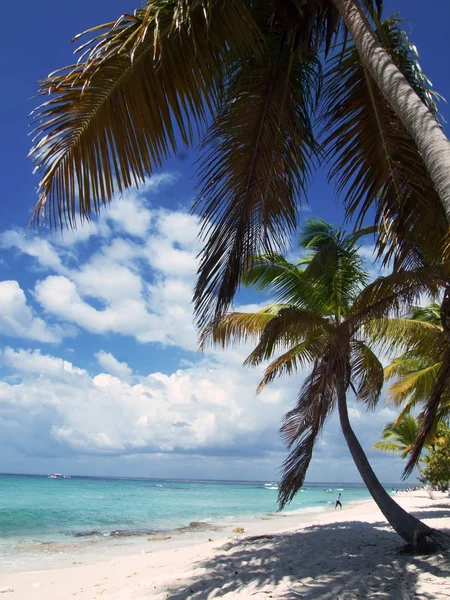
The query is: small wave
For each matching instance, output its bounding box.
[265,486,278,490]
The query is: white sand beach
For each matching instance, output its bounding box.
[2,491,449,599]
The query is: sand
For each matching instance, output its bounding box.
[2,491,449,599]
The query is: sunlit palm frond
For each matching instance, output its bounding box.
[278,357,335,508]
[373,441,407,456]
[350,341,384,408]
[366,317,443,358]
[198,306,280,351]
[373,414,419,459]
[257,335,326,392]
[244,307,331,366]
[404,347,450,476]
[193,42,321,326]
[387,363,441,407]
[30,0,260,228]
[321,15,446,269]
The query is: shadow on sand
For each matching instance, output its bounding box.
[160,519,450,599]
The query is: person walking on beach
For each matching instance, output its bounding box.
[335,493,342,509]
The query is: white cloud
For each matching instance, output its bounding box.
[95,350,133,381]
[35,275,164,342]
[102,191,152,238]
[0,280,72,343]
[0,347,291,457]
[0,176,201,350]
[0,346,85,378]
[0,345,409,481]
[1,230,67,273]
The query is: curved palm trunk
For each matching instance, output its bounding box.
[332,0,450,224]
[336,376,449,551]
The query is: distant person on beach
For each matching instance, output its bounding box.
[335,493,342,509]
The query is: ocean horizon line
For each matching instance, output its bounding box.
[0,472,411,486]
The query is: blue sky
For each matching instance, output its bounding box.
[0,0,448,483]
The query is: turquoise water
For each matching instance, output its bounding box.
[0,474,401,570]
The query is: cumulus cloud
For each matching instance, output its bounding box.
[1,177,199,350]
[0,280,73,343]
[0,173,410,481]
[0,347,292,458]
[0,343,409,480]
[95,350,133,381]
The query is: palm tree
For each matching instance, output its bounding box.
[28,3,449,328]
[201,219,450,551]
[374,414,424,460]
[380,304,450,474]
[373,413,446,498]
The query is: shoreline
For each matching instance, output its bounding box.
[1,495,373,575]
[2,491,449,598]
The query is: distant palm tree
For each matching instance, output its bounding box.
[201,219,449,551]
[379,304,450,475]
[374,413,446,498]
[374,414,422,460]
[29,3,449,328]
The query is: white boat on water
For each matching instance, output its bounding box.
[48,473,70,479]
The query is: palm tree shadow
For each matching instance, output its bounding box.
[160,521,450,600]
[408,509,450,521]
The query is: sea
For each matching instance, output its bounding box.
[0,474,406,572]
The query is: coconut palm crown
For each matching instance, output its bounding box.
[29,1,450,332]
[201,219,448,547]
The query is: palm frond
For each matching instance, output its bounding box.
[198,307,280,351]
[372,440,407,456]
[240,253,318,309]
[296,219,371,319]
[349,267,447,325]
[387,363,441,407]
[193,42,321,326]
[30,0,260,228]
[404,347,450,476]
[366,317,443,358]
[321,15,446,269]
[244,307,331,366]
[257,335,325,392]
[278,357,335,509]
[408,303,442,326]
[350,341,384,408]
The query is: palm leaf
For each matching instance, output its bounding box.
[321,15,446,269]
[349,267,446,325]
[30,0,260,227]
[240,253,318,309]
[193,40,321,326]
[372,440,407,456]
[198,306,280,351]
[350,341,384,408]
[278,356,335,509]
[244,307,331,366]
[387,363,441,407]
[366,317,443,358]
[404,347,450,476]
[257,335,326,392]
